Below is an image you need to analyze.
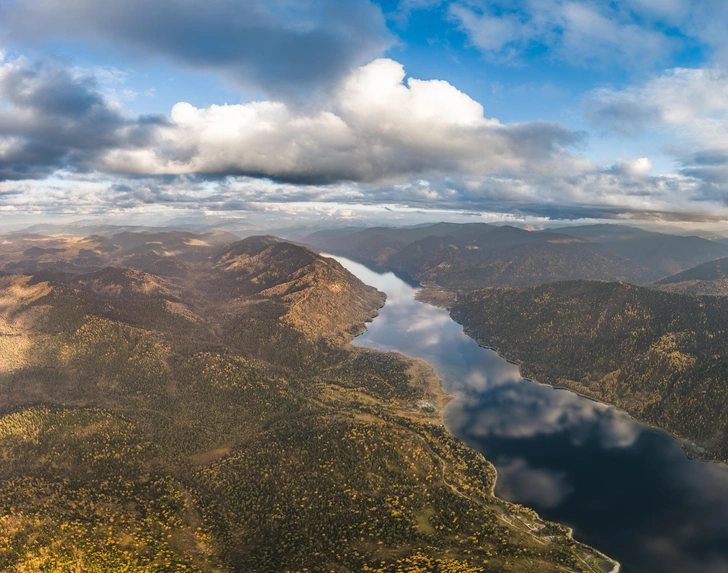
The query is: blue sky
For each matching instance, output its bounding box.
[1,0,728,230]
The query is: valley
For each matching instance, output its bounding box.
[333,255,728,573]
[0,231,615,572]
[303,223,728,290]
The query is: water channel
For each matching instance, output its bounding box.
[331,255,728,573]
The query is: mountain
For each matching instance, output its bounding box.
[451,281,728,461]
[0,230,241,276]
[546,224,728,277]
[543,223,652,242]
[31,267,180,300]
[653,257,728,296]
[0,233,614,572]
[387,227,656,289]
[309,223,496,266]
[280,225,367,243]
[305,223,658,289]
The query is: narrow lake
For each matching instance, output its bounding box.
[331,255,728,573]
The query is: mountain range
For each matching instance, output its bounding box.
[0,230,614,572]
[304,223,728,290]
[653,257,728,296]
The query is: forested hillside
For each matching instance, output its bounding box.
[546,225,728,277]
[451,281,728,461]
[305,223,728,290]
[0,232,615,573]
[653,257,728,296]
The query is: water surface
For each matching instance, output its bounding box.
[331,255,728,573]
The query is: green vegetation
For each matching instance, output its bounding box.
[653,257,728,296]
[0,233,616,572]
[451,281,728,460]
[0,408,218,573]
[305,223,728,291]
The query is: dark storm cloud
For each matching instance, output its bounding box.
[0,58,163,180]
[0,0,393,97]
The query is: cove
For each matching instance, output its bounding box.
[330,255,728,573]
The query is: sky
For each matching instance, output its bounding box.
[1,0,728,231]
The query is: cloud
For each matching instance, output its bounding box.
[1,54,727,223]
[444,0,728,70]
[96,58,582,184]
[0,0,393,97]
[610,158,653,177]
[448,0,675,67]
[0,56,163,180]
[587,67,728,140]
[586,67,728,195]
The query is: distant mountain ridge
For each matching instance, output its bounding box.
[305,222,728,290]
[544,224,728,277]
[653,257,728,296]
[0,230,240,276]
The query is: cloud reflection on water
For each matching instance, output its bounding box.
[331,254,728,573]
[451,384,640,450]
[495,458,574,509]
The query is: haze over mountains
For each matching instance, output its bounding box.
[304,223,728,290]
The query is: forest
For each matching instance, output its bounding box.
[451,281,728,461]
[0,233,616,573]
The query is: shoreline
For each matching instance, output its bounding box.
[419,277,724,464]
[456,323,724,466]
[412,283,719,458]
[349,298,621,573]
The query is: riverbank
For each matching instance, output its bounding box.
[414,285,458,309]
[348,309,621,573]
[418,282,720,461]
[453,318,724,465]
[335,253,728,573]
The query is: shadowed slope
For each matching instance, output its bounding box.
[653,257,728,296]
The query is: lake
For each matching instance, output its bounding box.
[331,255,728,573]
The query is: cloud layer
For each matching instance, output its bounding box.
[0,0,392,97]
[0,48,726,223]
[96,58,581,184]
[587,67,728,198]
[447,0,728,68]
[0,56,163,180]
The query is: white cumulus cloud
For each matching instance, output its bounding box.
[98,58,581,184]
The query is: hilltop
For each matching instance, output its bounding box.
[545,224,728,277]
[653,257,728,296]
[304,223,728,290]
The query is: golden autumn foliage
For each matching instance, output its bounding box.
[0,233,615,573]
